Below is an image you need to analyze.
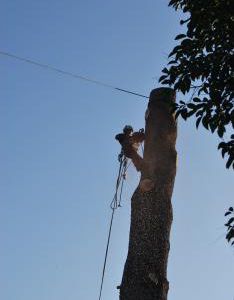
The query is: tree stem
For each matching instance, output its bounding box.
[120,88,177,300]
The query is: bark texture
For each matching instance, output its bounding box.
[119,88,177,300]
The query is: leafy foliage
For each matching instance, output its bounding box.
[218,135,234,169]
[224,207,234,246]
[159,0,234,169]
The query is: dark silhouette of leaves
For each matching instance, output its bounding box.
[159,0,234,169]
[225,207,234,246]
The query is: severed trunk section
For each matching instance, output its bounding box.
[119,88,177,300]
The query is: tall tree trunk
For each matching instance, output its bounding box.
[119,88,177,300]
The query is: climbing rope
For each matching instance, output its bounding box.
[98,135,143,300]
[110,155,128,209]
[98,154,127,300]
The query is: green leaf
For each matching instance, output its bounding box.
[226,217,234,226]
[226,230,234,242]
[226,229,234,242]
[187,103,196,109]
[168,60,177,65]
[217,126,225,138]
[218,142,226,150]
[161,79,171,85]
[196,110,203,117]
[196,117,202,129]
[181,38,192,48]
[209,122,217,133]
[180,18,190,25]
[202,116,209,130]
[162,68,169,74]
[175,34,186,40]
[221,148,226,158]
[168,45,182,58]
[159,75,168,82]
[193,97,201,103]
[181,109,188,120]
[169,0,177,6]
[186,110,196,117]
[226,156,234,169]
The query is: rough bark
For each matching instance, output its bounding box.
[119,88,177,300]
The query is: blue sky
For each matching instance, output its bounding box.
[1,1,233,300]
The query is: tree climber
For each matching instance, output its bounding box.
[115,125,145,171]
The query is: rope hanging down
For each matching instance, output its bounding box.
[0,50,149,99]
[98,124,144,300]
[98,154,128,300]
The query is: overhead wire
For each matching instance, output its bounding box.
[0,50,148,298]
[0,50,149,99]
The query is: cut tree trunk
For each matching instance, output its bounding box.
[119,88,177,300]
